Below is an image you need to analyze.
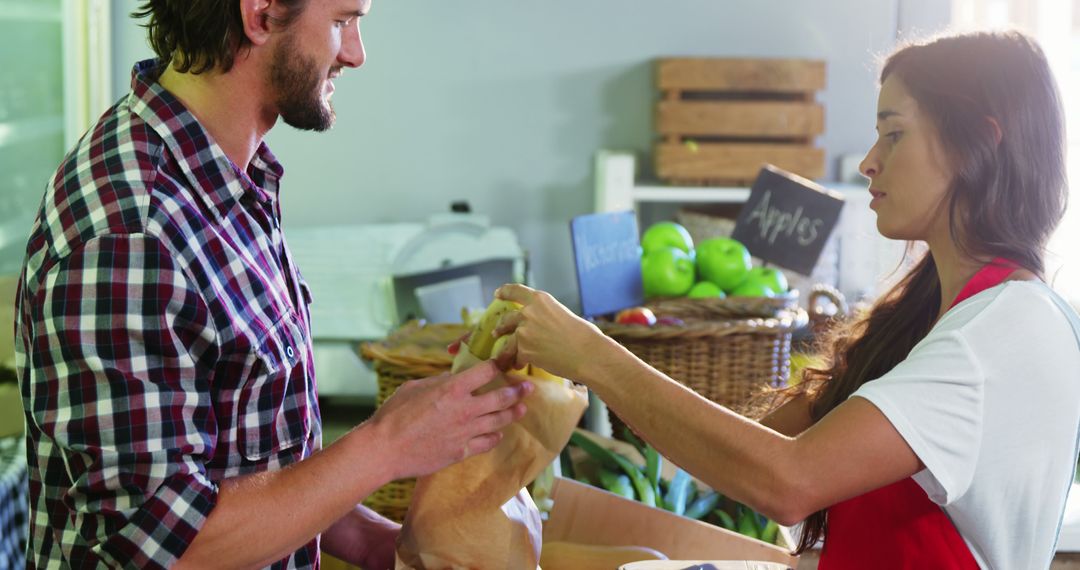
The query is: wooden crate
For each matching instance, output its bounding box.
[654,58,826,186]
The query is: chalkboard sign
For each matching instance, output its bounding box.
[570,211,644,318]
[730,165,845,275]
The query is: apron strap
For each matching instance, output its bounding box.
[949,257,1019,309]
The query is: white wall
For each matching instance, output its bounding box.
[898,0,954,39]
[109,1,950,308]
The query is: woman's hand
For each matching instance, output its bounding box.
[492,283,616,382]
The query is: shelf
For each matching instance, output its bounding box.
[594,150,755,211]
[595,151,867,212]
[0,116,64,149]
[632,185,750,204]
[0,3,62,23]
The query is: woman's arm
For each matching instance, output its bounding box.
[586,345,920,525]
[496,284,921,526]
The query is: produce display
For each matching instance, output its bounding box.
[639,221,788,301]
[562,430,782,546]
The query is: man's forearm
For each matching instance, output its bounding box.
[176,421,394,569]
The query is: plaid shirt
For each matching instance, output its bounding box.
[15,60,322,569]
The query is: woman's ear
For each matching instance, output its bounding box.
[239,0,275,46]
[986,116,1003,146]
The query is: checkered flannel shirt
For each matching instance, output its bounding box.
[15,59,322,569]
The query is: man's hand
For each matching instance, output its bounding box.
[447,331,469,355]
[370,361,532,481]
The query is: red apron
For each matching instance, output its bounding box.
[819,258,1019,569]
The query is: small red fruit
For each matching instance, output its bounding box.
[615,307,657,326]
[654,316,685,327]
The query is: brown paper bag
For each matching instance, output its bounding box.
[395,345,588,570]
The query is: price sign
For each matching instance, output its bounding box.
[570,210,643,318]
[730,165,845,275]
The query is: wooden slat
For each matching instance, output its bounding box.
[654,142,825,183]
[657,100,824,138]
[657,58,826,93]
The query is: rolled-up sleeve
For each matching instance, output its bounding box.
[27,233,220,568]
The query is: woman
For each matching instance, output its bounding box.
[495,30,1080,568]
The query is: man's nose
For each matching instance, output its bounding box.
[339,24,365,68]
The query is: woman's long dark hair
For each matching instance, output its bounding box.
[791,30,1068,553]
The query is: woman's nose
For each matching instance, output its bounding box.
[859,148,880,179]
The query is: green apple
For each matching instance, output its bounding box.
[641,246,696,298]
[687,281,726,299]
[729,280,777,297]
[641,222,694,255]
[743,266,788,294]
[695,237,752,292]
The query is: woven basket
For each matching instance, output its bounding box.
[675,208,737,247]
[358,321,469,523]
[599,294,807,430]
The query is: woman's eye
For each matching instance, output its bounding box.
[335,18,353,28]
[884,131,903,143]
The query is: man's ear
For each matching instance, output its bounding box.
[239,0,275,46]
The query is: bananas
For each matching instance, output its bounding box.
[455,298,562,382]
[466,299,521,360]
[528,365,561,382]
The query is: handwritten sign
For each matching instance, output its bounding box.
[570,211,643,318]
[730,165,845,275]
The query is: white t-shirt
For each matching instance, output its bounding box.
[851,281,1080,569]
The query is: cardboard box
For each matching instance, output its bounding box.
[0,275,17,370]
[0,383,22,438]
[1,276,24,438]
[544,478,798,568]
[623,562,789,570]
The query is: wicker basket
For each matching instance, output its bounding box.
[599,294,807,427]
[675,208,737,248]
[358,321,469,523]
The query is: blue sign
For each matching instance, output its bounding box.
[570,211,643,318]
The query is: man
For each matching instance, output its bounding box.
[14,0,531,568]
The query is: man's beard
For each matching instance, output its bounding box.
[269,34,336,132]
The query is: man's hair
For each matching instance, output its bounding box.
[132,0,310,74]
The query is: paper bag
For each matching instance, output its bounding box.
[395,345,588,569]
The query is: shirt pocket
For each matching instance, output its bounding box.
[237,310,312,462]
[298,276,314,323]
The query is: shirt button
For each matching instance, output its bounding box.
[286,346,295,360]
